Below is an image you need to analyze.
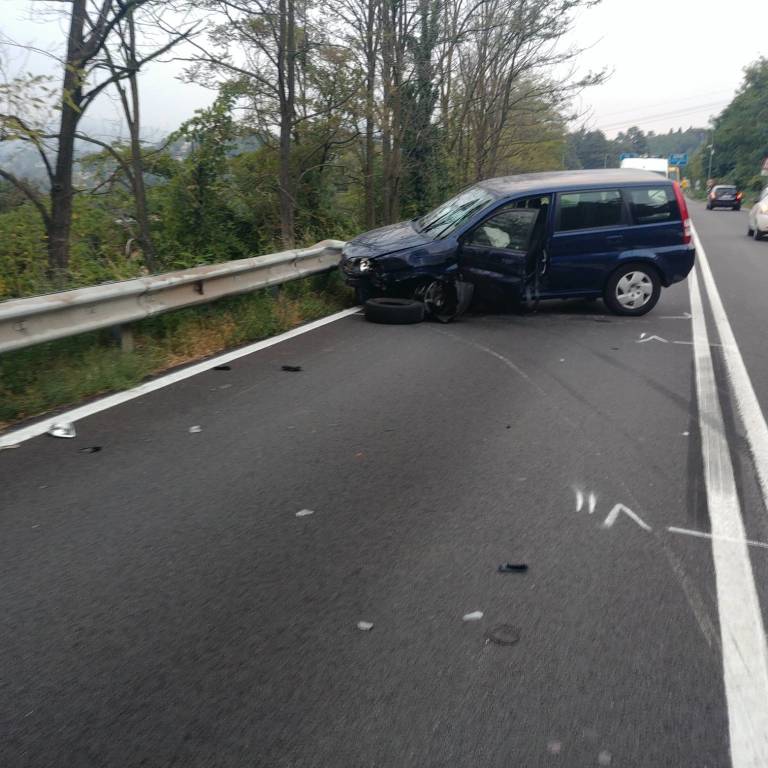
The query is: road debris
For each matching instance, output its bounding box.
[48,422,76,439]
[295,509,315,517]
[79,447,102,454]
[497,563,528,573]
[188,425,202,433]
[213,364,232,371]
[357,621,374,631]
[281,365,302,372]
[485,624,520,646]
[462,611,484,622]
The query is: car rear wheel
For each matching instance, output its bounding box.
[748,225,755,236]
[364,297,425,324]
[755,228,764,242]
[603,264,661,316]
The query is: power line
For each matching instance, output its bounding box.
[596,100,728,132]
[593,88,735,122]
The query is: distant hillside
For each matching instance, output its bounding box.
[646,128,709,158]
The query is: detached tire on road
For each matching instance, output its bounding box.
[603,263,661,316]
[364,297,425,324]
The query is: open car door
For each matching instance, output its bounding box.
[458,197,550,305]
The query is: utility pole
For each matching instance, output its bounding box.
[706,139,715,183]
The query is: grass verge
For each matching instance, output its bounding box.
[0,272,354,427]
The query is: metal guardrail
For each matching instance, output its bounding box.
[0,240,346,354]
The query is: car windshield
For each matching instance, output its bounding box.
[415,186,495,239]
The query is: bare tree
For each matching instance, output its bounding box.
[0,0,192,278]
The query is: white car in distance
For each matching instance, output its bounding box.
[748,186,768,241]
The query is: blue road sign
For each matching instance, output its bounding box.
[669,153,688,167]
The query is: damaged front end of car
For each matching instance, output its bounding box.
[339,239,473,322]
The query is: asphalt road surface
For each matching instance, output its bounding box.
[2,199,768,767]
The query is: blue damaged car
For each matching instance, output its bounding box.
[339,169,695,319]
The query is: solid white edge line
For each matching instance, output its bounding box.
[692,223,768,514]
[667,526,768,551]
[0,306,361,449]
[689,266,768,766]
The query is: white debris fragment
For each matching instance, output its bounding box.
[188,425,202,433]
[357,621,374,631]
[682,431,690,436]
[547,740,562,755]
[48,422,76,439]
[462,611,484,622]
[598,750,612,766]
[295,509,315,517]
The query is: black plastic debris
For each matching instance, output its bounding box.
[485,624,520,646]
[281,365,302,372]
[213,364,231,371]
[79,447,102,454]
[497,563,528,573]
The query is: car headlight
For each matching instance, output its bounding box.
[358,258,372,273]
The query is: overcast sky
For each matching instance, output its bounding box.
[1,0,764,139]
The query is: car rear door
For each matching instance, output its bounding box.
[545,188,628,295]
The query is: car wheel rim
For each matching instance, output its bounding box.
[423,281,458,322]
[616,271,653,309]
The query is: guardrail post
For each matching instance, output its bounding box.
[111,324,134,352]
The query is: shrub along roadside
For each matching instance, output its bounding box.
[0,272,353,427]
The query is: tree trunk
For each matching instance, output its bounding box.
[363,0,376,229]
[278,0,296,248]
[48,0,87,280]
[126,11,157,270]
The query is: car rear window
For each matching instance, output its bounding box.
[715,186,736,197]
[556,189,623,231]
[626,186,680,225]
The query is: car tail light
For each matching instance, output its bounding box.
[673,182,692,245]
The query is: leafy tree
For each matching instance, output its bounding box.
[702,58,768,191]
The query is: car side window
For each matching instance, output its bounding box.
[465,207,539,250]
[556,189,623,232]
[626,186,680,224]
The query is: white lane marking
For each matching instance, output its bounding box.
[601,503,652,531]
[689,266,768,766]
[0,307,361,448]
[693,224,768,514]
[588,492,597,515]
[660,312,692,319]
[636,334,668,343]
[575,489,584,512]
[668,526,768,551]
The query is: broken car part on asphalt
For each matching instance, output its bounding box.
[48,422,76,439]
